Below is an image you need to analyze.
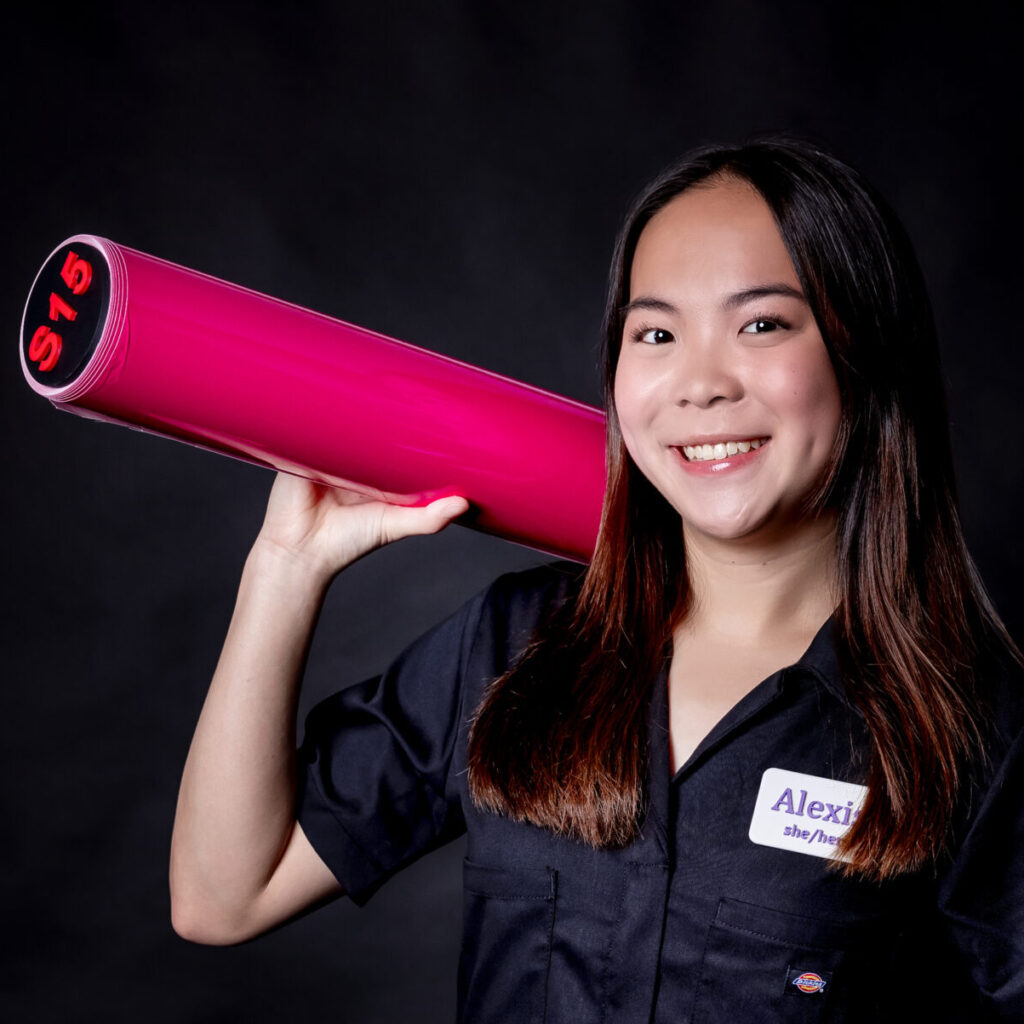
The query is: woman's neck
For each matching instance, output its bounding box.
[679,512,839,645]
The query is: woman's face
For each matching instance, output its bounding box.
[613,177,842,546]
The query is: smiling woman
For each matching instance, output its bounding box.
[611,180,847,769]
[172,138,1024,1023]
[614,179,843,544]
[466,139,1024,1017]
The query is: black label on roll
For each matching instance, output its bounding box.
[22,241,111,387]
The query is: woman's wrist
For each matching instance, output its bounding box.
[246,532,338,601]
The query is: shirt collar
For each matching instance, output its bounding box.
[786,614,858,714]
[649,612,854,780]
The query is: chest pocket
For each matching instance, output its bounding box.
[459,859,557,1024]
[693,897,896,1024]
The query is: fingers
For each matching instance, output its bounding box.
[380,495,470,543]
[257,476,471,577]
[424,494,471,526]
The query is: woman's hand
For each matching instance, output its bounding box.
[255,473,470,583]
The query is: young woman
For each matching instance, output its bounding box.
[170,139,1024,1022]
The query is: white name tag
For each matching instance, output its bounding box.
[748,768,868,861]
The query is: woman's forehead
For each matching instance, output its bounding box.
[630,180,801,304]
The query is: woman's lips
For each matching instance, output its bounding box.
[672,436,771,474]
[681,436,770,462]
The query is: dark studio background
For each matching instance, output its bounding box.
[2,2,1019,1021]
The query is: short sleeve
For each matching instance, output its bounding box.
[939,720,1024,1019]
[296,585,489,905]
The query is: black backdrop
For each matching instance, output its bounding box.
[3,3,1019,1021]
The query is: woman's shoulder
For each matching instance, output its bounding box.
[482,559,586,610]
[940,635,1024,859]
[469,559,586,651]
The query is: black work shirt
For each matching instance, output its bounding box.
[297,563,1024,1023]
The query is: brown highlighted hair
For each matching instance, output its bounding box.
[468,137,1013,879]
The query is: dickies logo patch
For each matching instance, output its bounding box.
[789,970,828,995]
[748,768,868,861]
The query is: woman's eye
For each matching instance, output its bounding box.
[637,328,674,345]
[741,319,781,335]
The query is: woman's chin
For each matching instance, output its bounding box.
[680,506,827,549]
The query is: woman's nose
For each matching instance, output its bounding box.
[672,337,743,408]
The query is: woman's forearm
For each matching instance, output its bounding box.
[169,537,332,942]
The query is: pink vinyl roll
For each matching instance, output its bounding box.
[20,235,606,561]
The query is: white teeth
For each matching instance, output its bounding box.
[681,437,768,462]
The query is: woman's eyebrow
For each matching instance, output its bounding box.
[622,285,806,319]
[620,296,677,317]
[722,283,806,309]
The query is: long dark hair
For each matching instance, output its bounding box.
[468,137,1011,879]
